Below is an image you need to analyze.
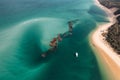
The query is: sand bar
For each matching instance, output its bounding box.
[90,0,120,80]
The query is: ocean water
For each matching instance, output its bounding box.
[0,0,108,80]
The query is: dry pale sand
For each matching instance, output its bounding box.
[90,0,120,80]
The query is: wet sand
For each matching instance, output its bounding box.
[90,0,120,80]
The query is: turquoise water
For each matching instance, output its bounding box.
[0,0,108,80]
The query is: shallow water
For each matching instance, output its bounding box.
[0,0,108,80]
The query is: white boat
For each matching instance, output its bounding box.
[75,52,78,58]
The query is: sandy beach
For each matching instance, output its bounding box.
[90,0,120,80]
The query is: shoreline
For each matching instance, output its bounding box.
[90,0,120,80]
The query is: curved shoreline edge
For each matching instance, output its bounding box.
[89,0,120,80]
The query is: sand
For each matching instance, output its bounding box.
[90,0,120,80]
